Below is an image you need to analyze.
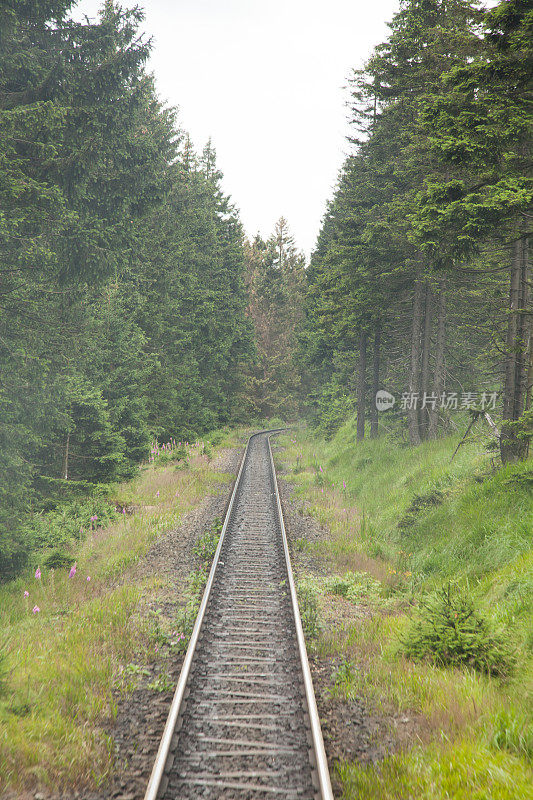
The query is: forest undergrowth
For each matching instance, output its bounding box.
[276,418,533,800]
[0,427,247,794]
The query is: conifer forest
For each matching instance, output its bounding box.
[0,1,532,799]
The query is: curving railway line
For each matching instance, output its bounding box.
[144,430,333,800]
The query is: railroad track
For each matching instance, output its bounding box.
[144,430,333,800]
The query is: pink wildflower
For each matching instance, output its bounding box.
[86,576,91,582]
[24,590,29,598]
[156,490,160,498]
[343,480,346,489]
[32,606,40,614]
[35,567,41,580]
[69,562,77,579]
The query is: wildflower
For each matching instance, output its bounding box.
[24,590,29,598]
[343,480,346,490]
[122,507,126,515]
[32,606,40,614]
[156,490,160,498]
[35,567,41,580]
[90,514,98,522]
[69,562,77,579]
[87,576,91,582]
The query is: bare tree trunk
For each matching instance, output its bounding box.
[62,431,70,480]
[428,279,446,439]
[501,237,528,462]
[526,310,533,412]
[408,277,424,445]
[357,329,367,442]
[503,240,521,421]
[514,233,530,417]
[370,318,381,439]
[419,281,433,440]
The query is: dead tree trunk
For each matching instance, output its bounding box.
[370,319,381,439]
[428,279,446,439]
[357,329,367,442]
[408,276,424,445]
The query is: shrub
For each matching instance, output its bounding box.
[193,519,222,565]
[209,431,224,447]
[43,550,75,570]
[401,585,515,678]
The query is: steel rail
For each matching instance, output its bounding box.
[143,432,253,800]
[143,429,333,800]
[267,433,334,800]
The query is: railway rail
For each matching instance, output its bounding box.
[144,430,333,800]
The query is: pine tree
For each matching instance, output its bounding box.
[243,219,306,420]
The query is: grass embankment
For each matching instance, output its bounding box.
[277,417,533,800]
[0,427,247,795]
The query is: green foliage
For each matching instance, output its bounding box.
[312,375,356,439]
[43,550,75,570]
[193,518,222,564]
[398,489,445,530]
[338,742,533,800]
[242,220,306,420]
[209,431,224,448]
[172,519,223,654]
[0,639,7,699]
[301,0,531,453]
[148,670,174,693]
[490,710,533,764]
[297,582,320,641]
[23,492,117,552]
[294,417,533,586]
[0,3,252,578]
[328,571,384,602]
[401,585,515,678]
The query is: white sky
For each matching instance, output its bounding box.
[73,0,400,255]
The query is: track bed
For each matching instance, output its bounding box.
[147,432,332,800]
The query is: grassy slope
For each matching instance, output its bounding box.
[0,428,247,794]
[277,416,533,800]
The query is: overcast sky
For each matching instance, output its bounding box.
[73,0,400,255]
